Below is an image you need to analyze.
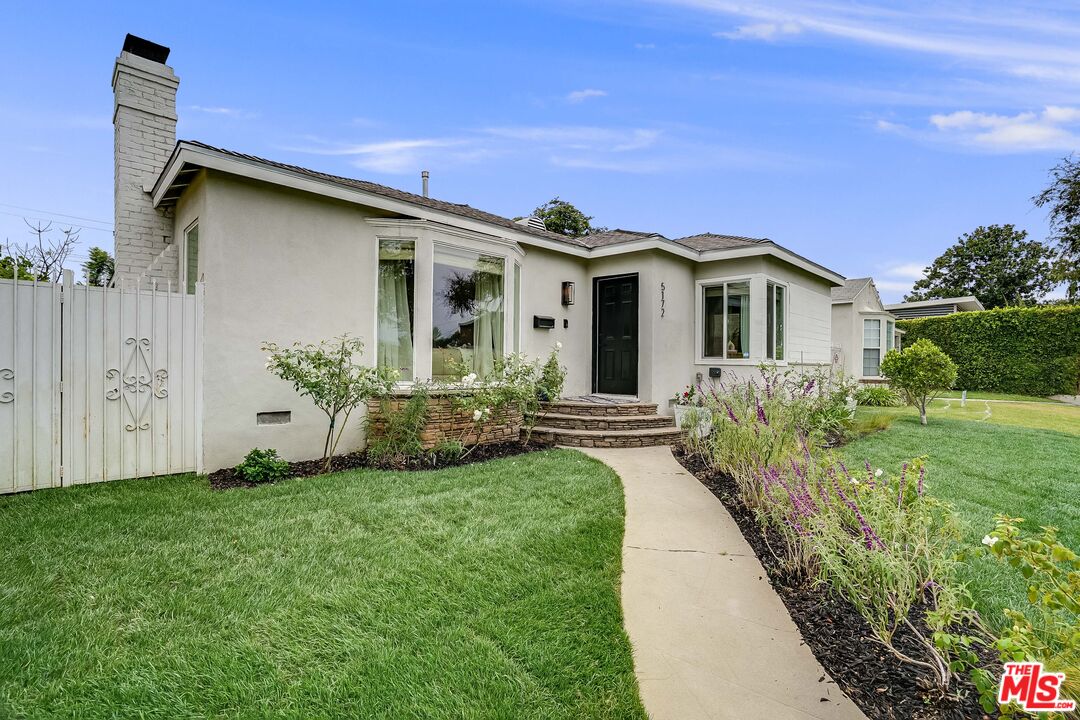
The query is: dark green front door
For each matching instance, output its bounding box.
[594,275,638,395]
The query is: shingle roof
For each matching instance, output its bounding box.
[672,233,767,252]
[578,228,662,248]
[831,277,871,303]
[176,140,590,248]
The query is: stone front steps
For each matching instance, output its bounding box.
[526,400,684,448]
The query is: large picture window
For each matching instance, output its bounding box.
[432,247,504,380]
[703,280,750,359]
[766,282,785,361]
[863,319,882,376]
[377,239,415,380]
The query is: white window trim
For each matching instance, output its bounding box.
[695,274,789,365]
[181,219,199,294]
[861,317,884,378]
[766,280,788,362]
[374,230,515,385]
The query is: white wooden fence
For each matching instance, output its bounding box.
[0,272,202,494]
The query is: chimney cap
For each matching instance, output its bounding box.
[122,34,170,64]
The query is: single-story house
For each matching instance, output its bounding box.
[111,35,845,472]
[831,278,903,381]
[884,296,984,319]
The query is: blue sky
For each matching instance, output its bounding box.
[2,1,1078,300]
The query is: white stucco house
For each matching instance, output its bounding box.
[830,278,904,382]
[111,35,846,472]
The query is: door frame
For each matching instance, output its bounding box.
[591,273,639,396]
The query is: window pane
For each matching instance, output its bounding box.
[726,281,750,359]
[432,247,504,380]
[185,224,199,295]
[886,320,895,351]
[775,285,785,361]
[703,285,725,357]
[863,348,881,376]
[377,240,415,380]
[766,284,775,360]
[863,318,880,345]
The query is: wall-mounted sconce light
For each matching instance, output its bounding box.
[561,281,575,306]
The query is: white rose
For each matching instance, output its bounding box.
[472,409,483,421]
[982,535,999,547]
[874,469,883,478]
[555,341,563,350]
[850,478,859,485]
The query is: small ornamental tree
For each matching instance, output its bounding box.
[880,339,957,426]
[262,335,396,472]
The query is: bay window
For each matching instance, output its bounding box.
[766,282,785,361]
[703,280,750,359]
[376,239,415,380]
[863,319,882,376]
[431,246,504,381]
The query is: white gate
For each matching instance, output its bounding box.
[0,272,202,494]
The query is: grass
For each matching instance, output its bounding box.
[935,390,1059,403]
[0,450,645,720]
[842,407,1080,633]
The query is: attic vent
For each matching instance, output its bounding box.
[515,216,547,231]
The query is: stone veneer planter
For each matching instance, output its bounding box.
[366,391,523,449]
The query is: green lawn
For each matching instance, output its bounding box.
[0,450,645,720]
[842,406,1080,633]
[935,390,1059,403]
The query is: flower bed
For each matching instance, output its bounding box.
[367,392,522,448]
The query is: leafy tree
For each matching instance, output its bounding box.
[528,197,606,238]
[0,220,80,283]
[0,249,35,280]
[880,339,957,426]
[262,335,397,472]
[82,247,115,287]
[904,225,1057,309]
[1033,154,1080,301]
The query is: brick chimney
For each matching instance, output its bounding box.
[112,34,179,285]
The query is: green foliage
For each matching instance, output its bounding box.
[880,339,958,426]
[986,516,1080,712]
[855,384,902,407]
[904,225,1058,309]
[431,439,465,463]
[1033,154,1080,301]
[529,197,606,238]
[82,247,115,287]
[447,352,545,453]
[537,343,567,402]
[898,305,1080,397]
[0,253,35,280]
[263,335,397,471]
[235,448,290,484]
[367,386,430,467]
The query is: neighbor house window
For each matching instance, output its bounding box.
[703,280,750,359]
[376,239,415,380]
[184,223,199,295]
[767,282,786,361]
[886,320,895,352]
[432,246,504,380]
[863,319,882,376]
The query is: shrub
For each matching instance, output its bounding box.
[985,516,1079,712]
[367,385,430,467]
[898,305,1080,397]
[855,384,902,407]
[537,343,567,402]
[263,335,397,472]
[881,339,957,425]
[236,448,290,484]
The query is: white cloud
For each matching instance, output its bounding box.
[927,106,1080,150]
[189,105,254,119]
[283,137,467,174]
[717,22,801,41]
[566,88,608,103]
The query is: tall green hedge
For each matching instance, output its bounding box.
[897,305,1080,397]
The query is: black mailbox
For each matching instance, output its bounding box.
[533,315,555,329]
[709,367,723,378]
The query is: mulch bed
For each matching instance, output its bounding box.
[673,446,992,720]
[208,440,551,490]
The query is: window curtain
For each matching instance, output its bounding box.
[472,263,504,377]
[377,242,414,380]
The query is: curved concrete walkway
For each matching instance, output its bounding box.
[579,446,866,720]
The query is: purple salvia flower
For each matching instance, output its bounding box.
[724,402,739,424]
[802,378,816,396]
[756,401,769,426]
[917,466,925,496]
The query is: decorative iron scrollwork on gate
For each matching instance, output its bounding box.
[0,368,12,403]
[106,338,168,431]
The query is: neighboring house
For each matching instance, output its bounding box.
[831,278,903,381]
[110,35,844,471]
[884,296,984,319]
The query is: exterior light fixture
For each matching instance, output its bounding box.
[561,281,575,306]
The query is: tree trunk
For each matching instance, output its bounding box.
[919,400,928,425]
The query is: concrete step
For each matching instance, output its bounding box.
[530,412,675,431]
[527,425,684,448]
[540,400,658,417]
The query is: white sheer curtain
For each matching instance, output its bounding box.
[472,266,504,377]
[377,241,414,379]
